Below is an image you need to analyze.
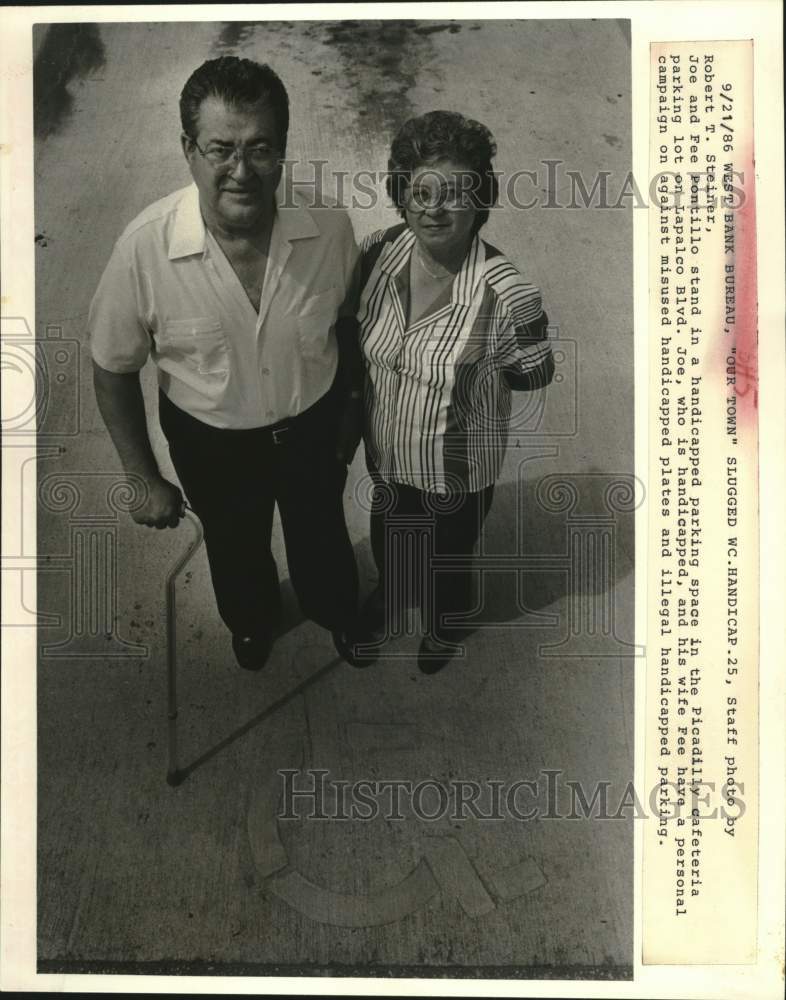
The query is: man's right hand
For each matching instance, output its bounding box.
[92,364,185,528]
[132,475,185,529]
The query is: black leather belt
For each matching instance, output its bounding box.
[159,378,340,445]
[270,424,291,445]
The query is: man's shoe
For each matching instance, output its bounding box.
[232,630,274,672]
[417,633,461,675]
[332,628,378,669]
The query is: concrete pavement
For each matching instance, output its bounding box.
[33,17,634,977]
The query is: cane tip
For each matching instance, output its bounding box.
[166,769,185,787]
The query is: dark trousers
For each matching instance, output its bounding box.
[368,463,494,639]
[159,388,358,637]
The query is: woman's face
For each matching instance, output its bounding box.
[403,158,478,256]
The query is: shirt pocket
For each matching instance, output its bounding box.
[158,317,230,376]
[296,287,341,361]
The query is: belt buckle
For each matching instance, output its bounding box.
[272,426,290,445]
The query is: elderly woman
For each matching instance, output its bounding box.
[356,110,554,674]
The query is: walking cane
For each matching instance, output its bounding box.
[166,504,204,787]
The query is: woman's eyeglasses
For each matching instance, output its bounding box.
[403,185,475,213]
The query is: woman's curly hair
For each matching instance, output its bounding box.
[386,110,499,233]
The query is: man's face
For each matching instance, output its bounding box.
[182,96,283,234]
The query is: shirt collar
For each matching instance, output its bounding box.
[379,226,486,306]
[167,180,319,261]
[167,184,206,260]
[274,181,321,242]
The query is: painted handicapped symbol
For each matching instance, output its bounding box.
[246,713,546,928]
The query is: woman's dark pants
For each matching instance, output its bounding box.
[367,464,494,641]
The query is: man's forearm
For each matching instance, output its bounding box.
[92,362,161,481]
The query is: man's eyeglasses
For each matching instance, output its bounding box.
[188,136,281,172]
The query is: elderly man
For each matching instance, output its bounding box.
[90,56,366,670]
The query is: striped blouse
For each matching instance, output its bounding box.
[357,224,553,494]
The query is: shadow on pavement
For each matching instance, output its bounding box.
[277,468,634,634]
[172,467,634,780]
[33,24,106,139]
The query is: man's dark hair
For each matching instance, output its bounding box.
[386,110,499,233]
[179,56,289,151]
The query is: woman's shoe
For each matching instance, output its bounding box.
[417,633,460,675]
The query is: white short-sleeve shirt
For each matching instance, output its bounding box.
[88,182,359,429]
